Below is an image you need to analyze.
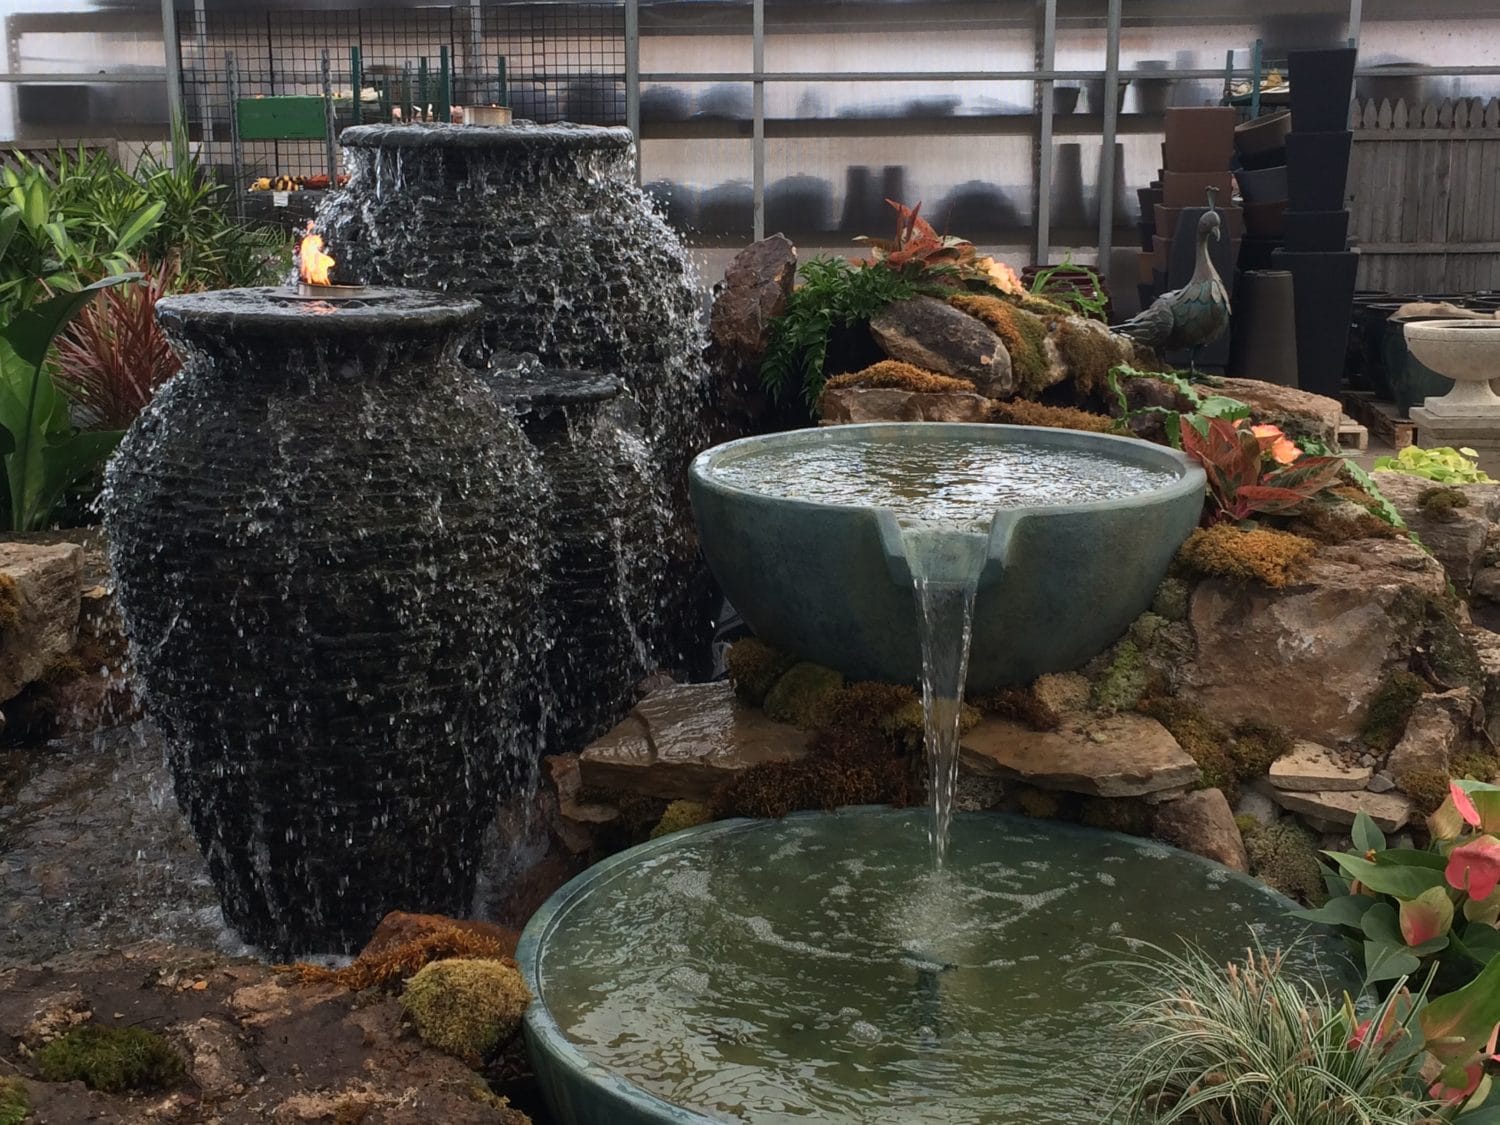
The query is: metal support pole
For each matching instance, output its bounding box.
[625,0,640,181]
[752,0,765,242]
[1096,0,1122,274]
[227,52,244,222]
[1347,0,1363,48]
[161,0,187,164]
[1034,0,1057,266]
[321,49,338,184]
[351,47,363,125]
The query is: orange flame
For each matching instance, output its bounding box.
[298,223,335,286]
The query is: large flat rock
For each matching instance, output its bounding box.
[1370,470,1500,592]
[1271,788,1414,832]
[1212,377,1342,446]
[869,296,1014,396]
[960,713,1200,797]
[1269,741,1371,792]
[579,682,812,801]
[0,540,83,705]
[1185,537,1447,743]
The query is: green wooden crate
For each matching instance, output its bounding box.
[236,97,327,141]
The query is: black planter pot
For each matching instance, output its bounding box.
[1272,249,1361,397]
[1286,131,1353,211]
[1236,163,1288,206]
[1287,47,1358,132]
[1239,236,1283,273]
[103,288,545,954]
[1229,269,1299,385]
[1283,209,1350,252]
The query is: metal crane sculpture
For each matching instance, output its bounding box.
[1114,188,1230,373]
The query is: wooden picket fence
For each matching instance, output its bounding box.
[1350,97,1500,294]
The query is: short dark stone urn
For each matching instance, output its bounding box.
[103,287,544,954]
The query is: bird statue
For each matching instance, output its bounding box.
[1113,188,1230,373]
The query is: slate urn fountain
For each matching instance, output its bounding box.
[104,283,544,954]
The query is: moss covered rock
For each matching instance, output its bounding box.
[650,799,713,839]
[33,1026,185,1094]
[0,1078,26,1125]
[1091,639,1150,712]
[1243,820,1327,904]
[989,399,1116,434]
[823,361,977,396]
[714,730,916,819]
[763,662,845,728]
[949,293,1056,396]
[1079,796,1153,835]
[725,638,797,706]
[1177,524,1317,588]
[815,680,919,736]
[1150,577,1191,622]
[1360,670,1426,753]
[399,959,531,1068]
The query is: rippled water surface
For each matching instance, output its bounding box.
[709,439,1178,529]
[537,810,1338,1124]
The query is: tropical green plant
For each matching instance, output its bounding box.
[1029,255,1109,320]
[1301,435,1408,530]
[1113,943,1448,1124]
[1106,365,1251,448]
[1376,445,1494,485]
[0,276,131,530]
[759,256,950,408]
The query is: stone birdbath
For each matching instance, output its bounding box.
[1404,319,1500,417]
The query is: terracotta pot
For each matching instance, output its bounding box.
[1236,164,1288,205]
[1161,169,1233,208]
[1242,200,1288,238]
[1234,109,1292,156]
[1286,130,1353,211]
[1138,250,1155,284]
[1162,106,1236,172]
[1153,234,1172,272]
[1283,208,1350,252]
[1287,47,1357,132]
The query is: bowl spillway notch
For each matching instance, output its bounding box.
[689,422,1206,692]
[315,121,712,672]
[102,285,546,955]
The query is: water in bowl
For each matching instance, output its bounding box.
[537,809,1336,1124]
[710,437,1179,530]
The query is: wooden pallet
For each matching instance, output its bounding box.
[1342,392,1415,450]
[1337,413,1369,452]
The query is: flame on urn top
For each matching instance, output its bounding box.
[295,222,367,299]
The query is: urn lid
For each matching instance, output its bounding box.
[338,122,633,154]
[155,286,482,337]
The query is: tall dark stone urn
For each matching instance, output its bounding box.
[316,123,715,674]
[103,287,544,954]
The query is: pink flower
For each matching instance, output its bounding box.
[1454,782,1483,827]
[1430,1060,1485,1105]
[1250,423,1300,465]
[1447,835,1500,900]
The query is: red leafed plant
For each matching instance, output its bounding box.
[856,199,1023,294]
[53,256,183,430]
[1180,416,1345,521]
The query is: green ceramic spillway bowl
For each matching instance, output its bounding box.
[688,423,1206,692]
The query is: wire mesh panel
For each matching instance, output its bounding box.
[175,2,625,192]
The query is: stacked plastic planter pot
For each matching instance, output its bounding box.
[1273,47,1360,397]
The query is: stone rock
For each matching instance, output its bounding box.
[178,1014,255,1099]
[709,235,796,364]
[1154,789,1249,872]
[818,386,995,424]
[1369,772,1397,793]
[1234,790,1280,827]
[1272,788,1414,832]
[19,986,90,1048]
[1387,688,1478,779]
[0,541,83,704]
[359,910,520,961]
[868,296,1014,396]
[1372,471,1500,592]
[960,713,1200,797]
[1212,377,1343,446]
[1269,741,1372,792]
[1032,671,1092,716]
[1185,537,1448,743]
[544,752,620,854]
[1469,626,1500,746]
[1112,375,1192,444]
[580,681,811,801]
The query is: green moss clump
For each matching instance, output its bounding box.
[764,662,845,728]
[1140,697,1238,803]
[650,799,713,839]
[1233,813,1260,835]
[1177,524,1317,588]
[1079,797,1153,835]
[1360,671,1426,753]
[1243,820,1327,905]
[0,573,19,633]
[33,1026,185,1094]
[1396,768,1452,815]
[399,958,531,1067]
[725,638,797,706]
[974,685,1061,731]
[824,361,977,396]
[814,680,919,736]
[1229,720,1293,780]
[1453,750,1500,784]
[0,1078,27,1125]
[1150,577,1190,623]
[1092,639,1151,712]
[1015,787,1062,820]
[1288,501,1403,545]
[1053,317,1129,395]
[1419,486,1470,520]
[715,730,916,820]
[950,294,1053,396]
[989,398,1116,434]
[887,698,980,751]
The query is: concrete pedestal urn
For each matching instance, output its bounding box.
[103,287,544,954]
